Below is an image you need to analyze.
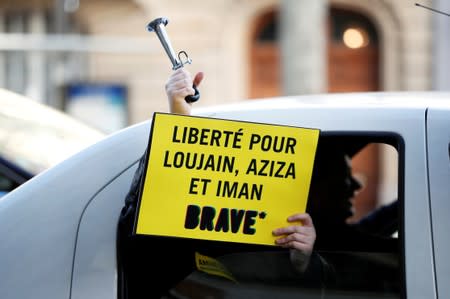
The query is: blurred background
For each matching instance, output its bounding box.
[0,0,449,215]
[0,0,449,133]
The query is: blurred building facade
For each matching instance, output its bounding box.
[1,0,448,129]
[0,0,448,218]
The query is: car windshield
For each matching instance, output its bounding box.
[0,89,104,175]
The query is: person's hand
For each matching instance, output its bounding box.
[272,213,316,273]
[165,68,204,115]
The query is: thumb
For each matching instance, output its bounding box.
[193,71,204,87]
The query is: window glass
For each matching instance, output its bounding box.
[119,135,402,299]
[0,90,104,175]
[0,173,19,196]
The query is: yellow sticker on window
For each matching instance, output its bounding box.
[135,113,319,246]
[195,252,237,282]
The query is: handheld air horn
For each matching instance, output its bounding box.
[147,17,200,103]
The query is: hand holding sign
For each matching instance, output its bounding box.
[273,213,316,273]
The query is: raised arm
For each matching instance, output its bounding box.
[166,68,204,115]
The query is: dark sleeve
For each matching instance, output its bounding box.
[117,152,197,299]
[302,252,336,287]
[118,152,147,237]
[117,152,146,299]
[356,200,399,237]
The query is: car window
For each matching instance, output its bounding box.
[0,157,28,196]
[0,174,19,195]
[118,135,402,299]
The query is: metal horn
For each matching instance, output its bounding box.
[147,17,199,102]
[147,17,191,70]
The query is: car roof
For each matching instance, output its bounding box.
[193,92,450,115]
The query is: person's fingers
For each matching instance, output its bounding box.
[172,68,191,80]
[273,215,316,250]
[277,240,311,252]
[166,69,202,99]
[275,231,315,245]
[167,79,194,100]
[168,73,191,86]
[286,213,314,227]
[166,69,191,87]
[171,86,195,97]
[273,221,315,234]
[193,71,204,87]
[168,83,194,96]
[167,75,191,90]
[166,68,195,115]
[272,225,310,236]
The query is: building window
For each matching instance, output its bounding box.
[0,9,86,106]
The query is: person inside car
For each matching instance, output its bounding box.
[166,67,316,261]
[165,67,398,258]
[117,68,398,298]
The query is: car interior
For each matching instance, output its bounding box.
[116,134,402,299]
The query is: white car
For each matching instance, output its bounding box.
[0,92,448,299]
[0,89,104,196]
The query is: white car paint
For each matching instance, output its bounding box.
[0,92,448,299]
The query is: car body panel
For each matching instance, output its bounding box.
[426,107,450,299]
[196,96,437,299]
[0,92,448,299]
[71,164,139,299]
[0,123,147,299]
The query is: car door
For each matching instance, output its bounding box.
[0,121,148,299]
[69,123,150,299]
[70,164,139,299]
[199,104,435,299]
[116,102,435,299]
[426,106,450,299]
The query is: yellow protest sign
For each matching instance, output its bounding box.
[135,113,319,246]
